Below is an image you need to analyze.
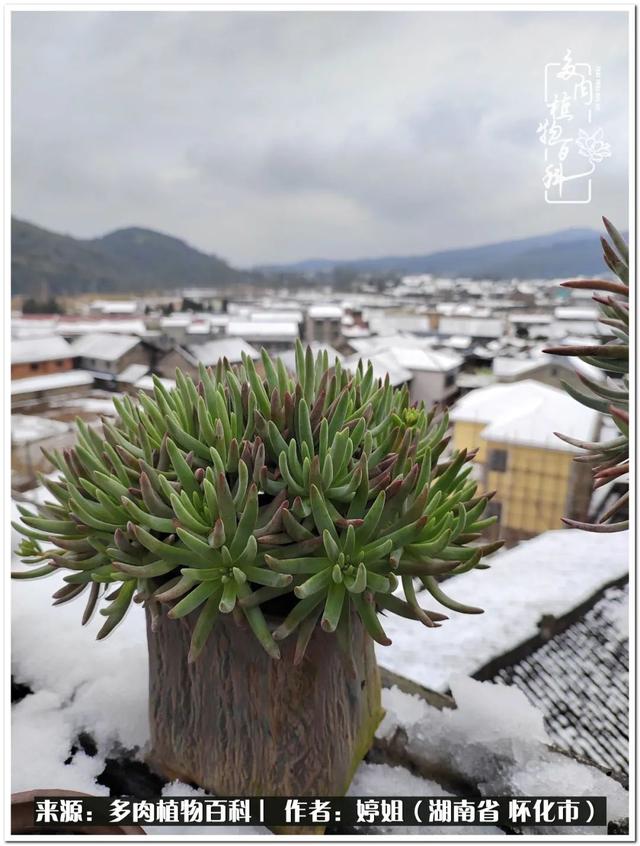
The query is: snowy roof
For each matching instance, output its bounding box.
[554,306,599,321]
[117,363,149,383]
[249,310,304,323]
[206,315,231,327]
[376,528,629,692]
[444,335,472,350]
[90,300,139,314]
[11,370,94,395]
[187,338,259,366]
[307,305,343,319]
[71,333,141,362]
[368,315,431,334]
[348,333,432,355]
[493,351,601,384]
[58,319,147,336]
[12,335,73,364]
[438,317,505,338]
[492,356,545,378]
[456,372,496,390]
[436,303,490,317]
[160,314,192,328]
[341,325,371,339]
[12,319,59,340]
[226,321,299,341]
[388,346,462,373]
[471,345,496,359]
[494,583,628,774]
[509,313,553,324]
[450,380,598,451]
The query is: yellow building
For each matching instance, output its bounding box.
[451,380,599,543]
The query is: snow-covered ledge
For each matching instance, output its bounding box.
[374,679,628,836]
[376,529,629,691]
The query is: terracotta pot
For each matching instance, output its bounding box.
[146,604,383,808]
[11,789,146,835]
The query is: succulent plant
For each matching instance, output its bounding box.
[13,343,501,662]
[544,217,629,532]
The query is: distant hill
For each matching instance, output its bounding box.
[259,228,612,279]
[13,218,618,297]
[11,218,249,296]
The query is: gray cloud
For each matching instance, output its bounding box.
[12,10,630,266]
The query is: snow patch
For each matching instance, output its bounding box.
[12,691,109,795]
[377,528,629,691]
[378,680,628,834]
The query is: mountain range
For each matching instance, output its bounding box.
[12,217,612,297]
[259,228,610,279]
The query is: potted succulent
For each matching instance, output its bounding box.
[13,344,500,800]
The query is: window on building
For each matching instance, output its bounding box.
[444,371,455,387]
[30,362,38,371]
[488,448,508,472]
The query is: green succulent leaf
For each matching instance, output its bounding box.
[12,342,499,659]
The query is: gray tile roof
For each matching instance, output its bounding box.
[493,583,628,775]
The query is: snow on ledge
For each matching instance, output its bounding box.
[377,678,628,835]
[376,529,629,692]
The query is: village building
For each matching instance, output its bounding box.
[304,304,344,346]
[11,336,75,380]
[491,350,601,392]
[70,333,152,380]
[11,370,94,409]
[225,320,299,352]
[451,380,598,543]
[438,314,505,341]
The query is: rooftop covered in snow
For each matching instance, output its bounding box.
[307,304,344,319]
[58,319,148,336]
[11,370,94,395]
[249,310,304,324]
[89,300,140,315]
[450,380,599,451]
[70,333,142,362]
[225,321,299,341]
[12,335,73,365]
[388,346,463,373]
[438,316,505,339]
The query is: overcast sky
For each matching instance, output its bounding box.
[12,10,630,267]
